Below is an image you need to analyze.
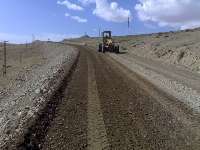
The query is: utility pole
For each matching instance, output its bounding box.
[128,17,130,28]
[32,34,35,50]
[32,34,35,43]
[99,27,101,37]
[3,41,8,76]
[128,16,130,35]
[26,41,28,49]
[20,49,22,64]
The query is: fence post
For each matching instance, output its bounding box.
[20,50,22,64]
[3,41,8,76]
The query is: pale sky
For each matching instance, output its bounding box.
[0,0,200,43]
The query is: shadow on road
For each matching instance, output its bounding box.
[118,51,127,55]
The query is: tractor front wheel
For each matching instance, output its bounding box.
[98,44,102,52]
[103,46,106,53]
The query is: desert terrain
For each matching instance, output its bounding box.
[0,42,78,148]
[73,28,200,74]
[0,28,200,149]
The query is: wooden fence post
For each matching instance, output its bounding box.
[3,41,8,76]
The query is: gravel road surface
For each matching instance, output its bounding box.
[19,45,200,150]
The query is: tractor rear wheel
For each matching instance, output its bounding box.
[98,44,102,52]
[103,46,106,53]
[115,45,119,54]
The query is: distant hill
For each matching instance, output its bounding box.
[81,34,90,38]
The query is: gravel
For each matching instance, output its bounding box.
[0,42,78,148]
[110,53,200,114]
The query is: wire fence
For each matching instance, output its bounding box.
[0,41,35,77]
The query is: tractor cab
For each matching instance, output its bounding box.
[103,31,112,47]
[103,31,112,39]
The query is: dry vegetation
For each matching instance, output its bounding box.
[0,42,44,91]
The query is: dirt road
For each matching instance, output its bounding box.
[19,45,200,150]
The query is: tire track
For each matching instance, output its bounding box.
[16,45,200,150]
[87,57,110,150]
[86,47,200,150]
[41,50,88,150]
[16,51,80,150]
